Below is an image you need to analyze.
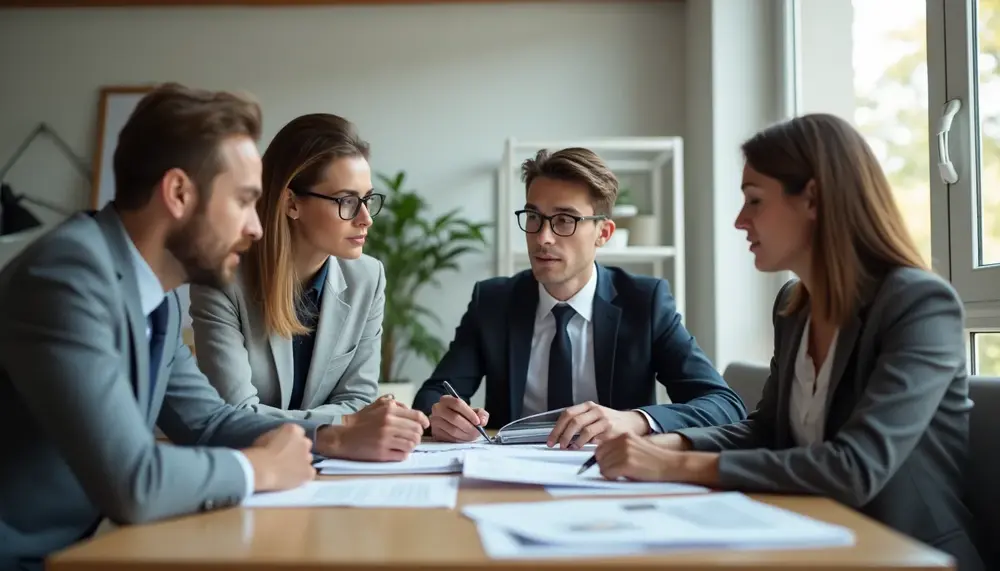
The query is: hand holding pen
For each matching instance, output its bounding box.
[429,381,492,443]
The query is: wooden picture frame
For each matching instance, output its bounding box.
[90,85,155,210]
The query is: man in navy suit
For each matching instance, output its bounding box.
[412,147,746,448]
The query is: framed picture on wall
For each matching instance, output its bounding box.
[90,85,154,210]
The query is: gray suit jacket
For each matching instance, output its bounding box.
[0,206,322,570]
[188,255,384,425]
[675,268,985,571]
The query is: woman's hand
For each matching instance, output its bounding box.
[595,433,721,486]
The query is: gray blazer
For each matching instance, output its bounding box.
[188,255,384,425]
[675,268,984,571]
[0,206,319,570]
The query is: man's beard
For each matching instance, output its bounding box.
[165,212,236,289]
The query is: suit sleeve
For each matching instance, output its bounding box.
[637,279,748,431]
[188,283,343,424]
[671,281,792,450]
[312,259,384,416]
[710,277,965,508]
[1,239,252,524]
[411,283,486,415]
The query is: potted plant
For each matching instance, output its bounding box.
[365,170,491,384]
[612,187,639,218]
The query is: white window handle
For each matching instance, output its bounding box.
[936,98,962,184]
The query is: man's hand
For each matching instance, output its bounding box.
[546,401,650,449]
[595,433,720,485]
[429,395,490,442]
[315,397,429,461]
[241,424,316,492]
[647,432,693,451]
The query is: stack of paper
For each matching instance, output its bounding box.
[461,450,710,495]
[463,492,856,559]
[316,452,464,475]
[243,476,460,509]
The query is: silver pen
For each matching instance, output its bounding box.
[441,380,492,443]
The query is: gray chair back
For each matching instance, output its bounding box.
[722,361,769,411]
[968,375,1000,568]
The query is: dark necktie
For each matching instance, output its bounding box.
[147,299,169,409]
[547,304,576,411]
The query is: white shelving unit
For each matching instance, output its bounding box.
[496,136,686,328]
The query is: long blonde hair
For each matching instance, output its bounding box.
[242,113,370,338]
[741,113,927,326]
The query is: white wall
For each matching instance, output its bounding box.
[683,0,786,375]
[799,0,854,118]
[0,2,687,387]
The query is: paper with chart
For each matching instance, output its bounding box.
[463,492,855,557]
[316,451,463,475]
[243,476,460,509]
[461,450,710,494]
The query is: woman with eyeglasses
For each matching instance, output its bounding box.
[188,113,430,462]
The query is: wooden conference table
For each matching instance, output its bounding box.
[48,445,955,571]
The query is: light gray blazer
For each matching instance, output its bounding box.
[675,268,984,571]
[0,206,316,570]
[188,255,384,425]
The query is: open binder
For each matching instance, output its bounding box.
[490,407,569,444]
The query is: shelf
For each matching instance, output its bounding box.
[513,246,676,264]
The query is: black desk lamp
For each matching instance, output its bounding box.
[0,123,90,236]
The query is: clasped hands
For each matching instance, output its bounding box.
[429,396,651,448]
[242,395,429,493]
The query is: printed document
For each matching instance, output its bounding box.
[463,492,855,557]
[243,476,460,509]
[461,450,710,494]
[316,451,464,475]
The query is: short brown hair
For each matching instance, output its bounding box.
[113,82,263,210]
[742,113,927,326]
[244,113,370,338]
[520,147,618,216]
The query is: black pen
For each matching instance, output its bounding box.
[577,454,597,475]
[441,380,492,443]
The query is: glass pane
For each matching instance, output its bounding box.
[976,0,1000,266]
[973,332,1000,376]
[852,0,931,264]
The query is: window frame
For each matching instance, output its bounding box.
[930,0,1000,316]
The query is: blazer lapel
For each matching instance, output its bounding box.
[775,307,808,447]
[269,334,294,409]
[302,259,349,408]
[93,206,152,419]
[508,274,538,421]
[592,265,620,407]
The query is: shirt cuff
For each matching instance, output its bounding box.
[634,409,663,434]
[231,450,255,499]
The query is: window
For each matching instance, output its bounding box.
[931,0,1000,304]
[972,332,1000,376]
[797,0,1000,376]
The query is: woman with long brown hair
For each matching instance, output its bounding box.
[189,113,428,462]
[591,113,985,570]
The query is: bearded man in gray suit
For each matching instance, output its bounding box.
[0,83,428,571]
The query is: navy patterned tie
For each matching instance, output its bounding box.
[547,304,576,411]
[147,299,169,409]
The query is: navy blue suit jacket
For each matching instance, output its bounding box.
[412,264,747,431]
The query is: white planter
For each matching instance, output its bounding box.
[612,204,639,218]
[605,229,629,249]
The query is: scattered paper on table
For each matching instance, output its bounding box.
[545,486,702,497]
[463,491,855,557]
[461,451,709,494]
[316,451,464,475]
[243,476,460,509]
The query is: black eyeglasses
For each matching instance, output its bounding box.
[295,191,385,220]
[514,209,606,237]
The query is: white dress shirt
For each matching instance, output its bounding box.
[521,264,660,431]
[124,237,255,498]
[790,315,839,447]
